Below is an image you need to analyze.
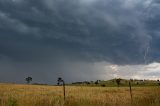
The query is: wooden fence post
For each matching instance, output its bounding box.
[62,80,65,101]
[57,78,66,101]
[129,81,133,101]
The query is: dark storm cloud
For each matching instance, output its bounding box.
[0,0,154,64]
[0,0,160,83]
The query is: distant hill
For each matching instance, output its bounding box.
[71,78,160,87]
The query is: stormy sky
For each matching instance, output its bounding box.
[0,0,160,84]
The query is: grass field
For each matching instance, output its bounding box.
[0,83,160,106]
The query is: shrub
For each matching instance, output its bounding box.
[101,84,106,87]
[8,97,18,106]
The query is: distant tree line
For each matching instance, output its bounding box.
[24,76,160,86]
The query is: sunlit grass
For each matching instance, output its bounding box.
[0,83,159,106]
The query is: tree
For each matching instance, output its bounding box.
[157,80,160,86]
[95,80,99,85]
[116,78,121,87]
[25,77,32,84]
[57,77,63,85]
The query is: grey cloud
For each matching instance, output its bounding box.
[0,0,152,64]
[0,0,160,83]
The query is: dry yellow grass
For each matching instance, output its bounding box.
[0,83,160,106]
